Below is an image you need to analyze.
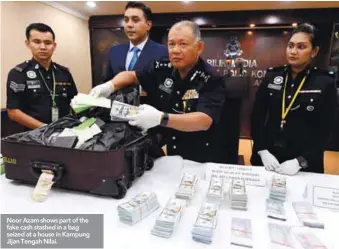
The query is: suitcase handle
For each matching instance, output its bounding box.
[31,161,64,182]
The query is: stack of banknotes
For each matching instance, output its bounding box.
[269,175,287,202]
[31,170,55,202]
[230,179,248,211]
[110,101,140,121]
[291,227,328,249]
[175,173,199,201]
[206,177,224,203]
[191,202,220,244]
[151,198,186,238]
[268,223,295,248]
[117,192,159,225]
[266,198,287,221]
[230,217,253,248]
[292,202,324,229]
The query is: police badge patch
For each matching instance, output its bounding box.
[273,76,283,85]
[164,78,173,88]
[26,71,37,79]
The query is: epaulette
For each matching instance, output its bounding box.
[154,59,172,70]
[266,65,287,72]
[53,62,70,72]
[312,67,335,77]
[14,60,30,73]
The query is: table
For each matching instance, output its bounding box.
[1,156,339,249]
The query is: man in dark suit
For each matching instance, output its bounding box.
[103,1,168,88]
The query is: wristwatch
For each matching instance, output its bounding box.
[296,156,308,169]
[160,113,169,127]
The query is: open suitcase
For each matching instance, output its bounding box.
[1,87,162,199]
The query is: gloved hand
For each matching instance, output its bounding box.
[128,104,163,131]
[258,150,280,171]
[276,158,301,176]
[89,81,114,98]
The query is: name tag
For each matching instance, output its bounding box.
[300,90,322,94]
[27,80,41,89]
[267,83,282,90]
[159,84,172,94]
[56,82,72,86]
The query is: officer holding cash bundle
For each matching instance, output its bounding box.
[251,23,337,175]
[88,21,226,163]
[6,23,78,130]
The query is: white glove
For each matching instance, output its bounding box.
[276,159,301,176]
[128,104,163,131]
[258,150,280,171]
[89,81,114,98]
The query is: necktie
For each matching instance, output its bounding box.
[128,47,140,71]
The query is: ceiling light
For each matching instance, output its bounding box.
[247,31,253,35]
[250,24,255,28]
[194,18,206,26]
[266,16,280,24]
[86,1,96,8]
[292,23,298,27]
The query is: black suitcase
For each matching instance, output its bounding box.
[1,131,155,199]
[1,87,161,199]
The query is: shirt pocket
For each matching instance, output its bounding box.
[183,98,198,113]
[293,93,322,115]
[26,80,45,101]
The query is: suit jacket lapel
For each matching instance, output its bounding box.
[133,39,154,71]
[118,43,129,71]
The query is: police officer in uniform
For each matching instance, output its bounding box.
[6,23,77,130]
[89,20,226,163]
[251,23,337,174]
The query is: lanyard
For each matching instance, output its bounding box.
[38,69,57,107]
[281,73,307,129]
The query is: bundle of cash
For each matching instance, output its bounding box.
[117,192,159,225]
[151,198,186,238]
[268,223,295,248]
[266,198,287,221]
[71,93,111,113]
[191,202,219,244]
[292,227,328,249]
[230,179,248,211]
[269,175,287,202]
[292,202,324,229]
[230,218,253,248]
[31,170,55,202]
[175,173,198,201]
[110,101,140,121]
[206,177,224,203]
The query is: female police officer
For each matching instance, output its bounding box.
[251,23,337,175]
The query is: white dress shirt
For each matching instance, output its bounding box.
[125,37,148,70]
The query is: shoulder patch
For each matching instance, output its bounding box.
[14,61,30,73]
[154,60,172,70]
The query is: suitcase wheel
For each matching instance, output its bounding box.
[116,180,127,199]
[137,169,144,177]
[145,157,154,170]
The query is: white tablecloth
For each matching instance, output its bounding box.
[1,156,339,249]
